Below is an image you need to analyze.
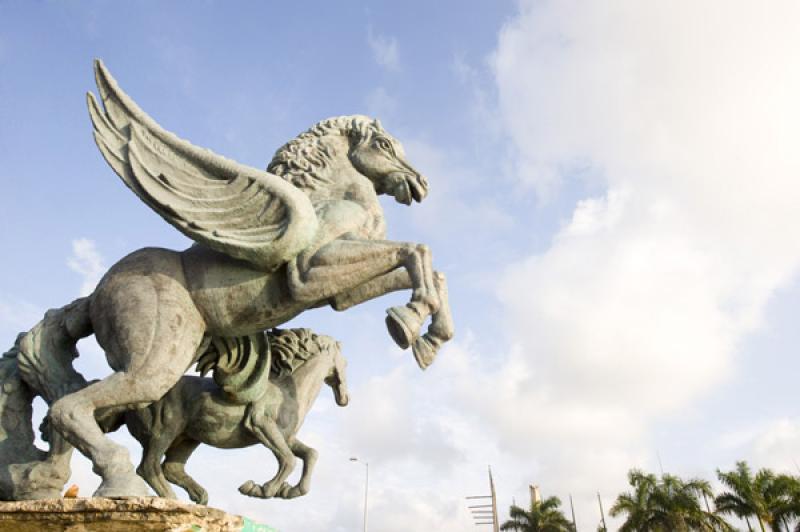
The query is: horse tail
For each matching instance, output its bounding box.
[17,297,92,404]
[0,336,47,499]
[0,298,92,500]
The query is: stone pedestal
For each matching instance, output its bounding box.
[0,497,275,531]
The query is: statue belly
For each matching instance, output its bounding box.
[185,397,259,449]
[181,246,302,336]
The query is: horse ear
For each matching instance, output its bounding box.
[373,118,383,131]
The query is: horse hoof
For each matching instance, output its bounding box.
[93,473,151,498]
[276,482,293,498]
[385,306,423,349]
[189,488,209,505]
[412,334,439,370]
[238,480,258,496]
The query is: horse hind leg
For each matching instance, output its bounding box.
[48,278,205,497]
[49,373,153,497]
[162,438,206,505]
[135,426,180,500]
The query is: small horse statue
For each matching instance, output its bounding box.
[100,328,348,505]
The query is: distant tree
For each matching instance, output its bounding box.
[610,468,731,531]
[610,470,657,531]
[500,495,574,532]
[715,461,800,532]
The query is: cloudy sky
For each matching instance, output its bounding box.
[2,1,800,530]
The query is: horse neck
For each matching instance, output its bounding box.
[307,135,377,204]
[288,351,333,419]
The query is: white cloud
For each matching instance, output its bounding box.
[399,137,515,241]
[365,86,398,119]
[718,418,800,472]
[67,238,106,297]
[480,0,800,524]
[367,27,400,72]
[0,299,42,338]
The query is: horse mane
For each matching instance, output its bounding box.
[269,328,340,379]
[267,115,386,192]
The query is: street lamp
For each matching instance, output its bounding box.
[350,457,368,532]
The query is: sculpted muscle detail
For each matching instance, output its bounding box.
[180,245,301,335]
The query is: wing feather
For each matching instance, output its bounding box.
[87,59,317,270]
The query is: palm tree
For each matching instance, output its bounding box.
[715,461,800,531]
[767,473,800,531]
[611,468,732,531]
[610,470,658,531]
[500,495,574,532]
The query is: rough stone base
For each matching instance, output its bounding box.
[0,497,250,531]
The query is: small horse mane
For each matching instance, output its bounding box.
[269,328,340,379]
[267,115,386,192]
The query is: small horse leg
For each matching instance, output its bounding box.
[163,438,206,505]
[132,410,184,501]
[241,412,295,499]
[278,438,318,499]
[136,440,177,500]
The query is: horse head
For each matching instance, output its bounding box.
[347,118,428,206]
[268,115,428,206]
[324,341,349,407]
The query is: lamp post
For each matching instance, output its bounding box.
[350,457,368,532]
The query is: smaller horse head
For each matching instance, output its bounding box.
[324,341,349,407]
[269,328,349,407]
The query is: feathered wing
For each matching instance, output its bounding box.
[86,59,317,271]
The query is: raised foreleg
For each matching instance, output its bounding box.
[289,238,439,351]
[330,268,412,311]
[332,269,454,369]
[412,271,454,369]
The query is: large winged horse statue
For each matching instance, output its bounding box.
[0,60,453,499]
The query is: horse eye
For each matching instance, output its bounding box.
[375,138,392,153]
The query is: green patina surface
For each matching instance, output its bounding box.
[181,518,278,531]
[241,517,280,532]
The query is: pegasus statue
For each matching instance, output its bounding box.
[0,60,453,500]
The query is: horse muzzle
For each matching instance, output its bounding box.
[335,387,349,407]
[389,171,428,204]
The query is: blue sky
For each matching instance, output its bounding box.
[3,1,800,530]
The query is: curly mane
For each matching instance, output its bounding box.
[269,328,340,379]
[267,115,386,191]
